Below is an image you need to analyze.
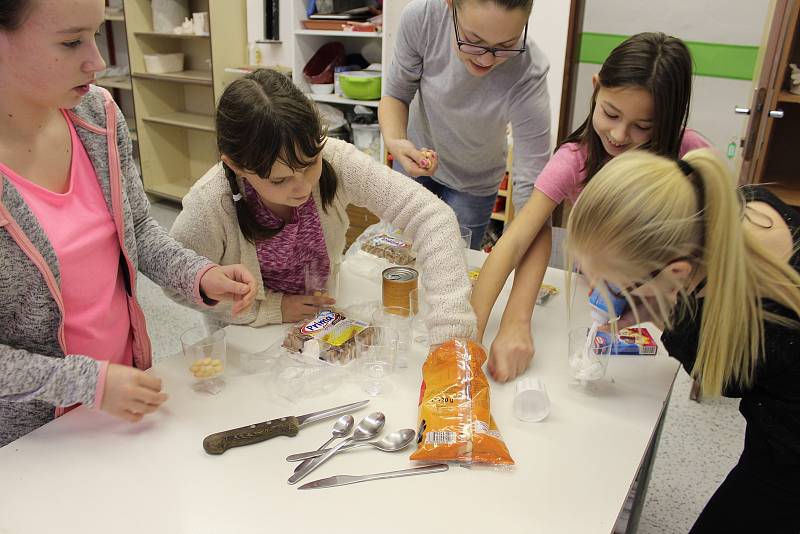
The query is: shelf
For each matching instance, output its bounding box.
[778,90,800,104]
[146,182,188,202]
[95,76,132,91]
[497,189,508,197]
[490,212,507,222]
[763,183,800,207]
[307,92,379,107]
[135,31,209,39]
[142,111,215,132]
[294,30,382,38]
[104,8,124,22]
[132,70,212,86]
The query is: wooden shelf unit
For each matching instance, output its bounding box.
[96,75,132,91]
[779,90,800,104]
[123,0,247,200]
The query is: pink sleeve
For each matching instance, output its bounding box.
[92,360,110,411]
[679,129,712,155]
[533,143,587,205]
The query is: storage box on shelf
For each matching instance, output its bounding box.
[123,0,246,201]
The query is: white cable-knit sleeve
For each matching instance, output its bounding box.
[325,139,477,343]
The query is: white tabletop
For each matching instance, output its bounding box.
[0,250,678,534]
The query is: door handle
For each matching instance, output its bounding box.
[735,106,751,115]
[768,110,784,119]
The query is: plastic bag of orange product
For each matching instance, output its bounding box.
[409,338,514,466]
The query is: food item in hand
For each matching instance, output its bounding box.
[410,339,514,466]
[361,234,416,265]
[282,309,369,365]
[419,148,436,170]
[536,284,559,305]
[468,267,481,286]
[189,357,224,379]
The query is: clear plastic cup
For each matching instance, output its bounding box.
[409,286,428,344]
[181,326,226,394]
[355,326,398,396]
[513,377,551,422]
[568,326,611,387]
[304,261,339,299]
[459,225,473,250]
[372,306,414,370]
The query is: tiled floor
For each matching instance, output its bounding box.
[141,199,747,534]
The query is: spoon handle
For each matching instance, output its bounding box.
[288,437,352,485]
[286,441,363,462]
[293,435,338,473]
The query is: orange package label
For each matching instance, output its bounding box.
[409,339,514,466]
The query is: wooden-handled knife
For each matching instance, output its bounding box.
[202,399,369,455]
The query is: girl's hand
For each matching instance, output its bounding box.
[386,139,439,177]
[200,265,257,316]
[487,325,535,383]
[101,364,168,422]
[281,294,336,323]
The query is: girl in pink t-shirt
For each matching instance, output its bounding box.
[472,32,711,382]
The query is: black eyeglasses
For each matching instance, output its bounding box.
[606,256,694,299]
[452,6,527,59]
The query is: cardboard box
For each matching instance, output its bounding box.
[597,327,657,356]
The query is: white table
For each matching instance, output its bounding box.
[0,251,678,534]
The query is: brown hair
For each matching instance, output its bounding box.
[0,0,33,30]
[216,68,338,243]
[561,32,693,185]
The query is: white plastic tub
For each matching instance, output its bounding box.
[143,53,185,74]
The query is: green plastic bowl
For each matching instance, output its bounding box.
[339,71,382,100]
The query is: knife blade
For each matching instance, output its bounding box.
[298,464,449,490]
[202,399,369,455]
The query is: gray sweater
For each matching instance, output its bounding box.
[385,0,552,208]
[0,87,212,447]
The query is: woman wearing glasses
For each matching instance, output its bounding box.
[379,0,550,249]
[567,149,800,533]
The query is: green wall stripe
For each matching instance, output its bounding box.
[579,32,759,81]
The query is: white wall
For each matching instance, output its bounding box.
[529,0,571,146]
[571,0,772,165]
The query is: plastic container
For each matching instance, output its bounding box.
[309,83,334,94]
[143,53,184,74]
[513,377,551,422]
[351,123,380,160]
[303,42,345,85]
[181,326,226,394]
[339,71,381,100]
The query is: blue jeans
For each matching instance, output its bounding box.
[393,159,496,249]
[412,176,496,250]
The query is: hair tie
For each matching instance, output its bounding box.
[232,193,243,202]
[677,159,695,176]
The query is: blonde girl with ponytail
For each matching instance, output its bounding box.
[566,148,800,533]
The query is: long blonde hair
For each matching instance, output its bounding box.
[566,149,800,396]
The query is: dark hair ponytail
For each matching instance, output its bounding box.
[0,0,33,30]
[561,32,693,184]
[216,68,339,243]
[452,0,533,14]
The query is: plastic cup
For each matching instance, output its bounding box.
[409,286,428,344]
[459,225,473,250]
[181,326,226,394]
[568,326,611,386]
[372,306,414,370]
[513,377,551,422]
[304,262,339,299]
[355,326,398,396]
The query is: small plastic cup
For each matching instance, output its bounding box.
[304,262,339,300]
[181,326,226,394]
[513,377,551,422]
[568,326,611,387]
[355,326,398,397]
[409,286,428,344]
[459,225,473,250]
[372,306,414,370]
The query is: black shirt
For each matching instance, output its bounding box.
[661,186,800,464]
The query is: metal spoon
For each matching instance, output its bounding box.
[293,415,354,473]
[288,411,385,485]
[286,429,416,462]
